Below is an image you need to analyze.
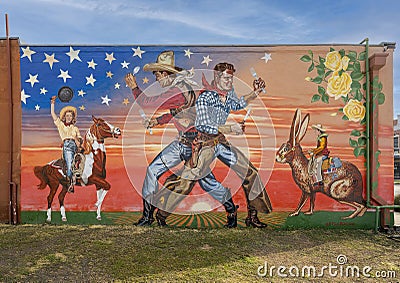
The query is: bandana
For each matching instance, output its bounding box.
[201,73,228,97]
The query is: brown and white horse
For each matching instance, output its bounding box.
[34,115,121,222]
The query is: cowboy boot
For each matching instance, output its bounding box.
[245,209,267,228]
[155,209,169,227]
[134,199,155,226]
[223,198,238,228]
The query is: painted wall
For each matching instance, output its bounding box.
[19,44,394,228]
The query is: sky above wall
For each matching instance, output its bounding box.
[2,0,400,117]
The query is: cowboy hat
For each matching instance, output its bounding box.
[143,51,181,74]
[311,123,326,132]
[59,106,77,120]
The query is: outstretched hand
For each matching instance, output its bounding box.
[142,118,158,129]
[125,73,138,89]
[51,96,57,104]
[253,78,266,94]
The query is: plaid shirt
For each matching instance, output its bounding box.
[195,88,247,135]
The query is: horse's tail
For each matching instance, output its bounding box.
[34,165,49,190]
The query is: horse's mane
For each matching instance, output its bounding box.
[82,125,96,155]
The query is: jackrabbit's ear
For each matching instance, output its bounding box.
[289,109,302,146]
[296,113,310,143]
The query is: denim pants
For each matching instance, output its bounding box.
[142,140,231,204]
[63,139,77,179]
[159,142,272,213]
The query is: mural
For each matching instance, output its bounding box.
[19,45,394,228]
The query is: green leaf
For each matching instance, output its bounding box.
[351,71,364,81]
[319,56,326,64]
[308,50,313,56]
[351,130,361,136]
[300,55,312,62]
[342,115,349,121]
[358,137,367,145]
[346,64,354,71]
[348,51,357,61]
[321,94,329,104]
[318,86,326,95]
[312,76,323,84]
[372,76,379,88]
[375,150,381,159]
[378,82,383,91]
[317,66,325,76]
[325,70,333,78]
[354,89,363,101]
[378,92,385,105]
[372,181,378,190]
[360,148,366,158]
[363,82,367,90]
[349,138,358,147]
[351,81,361,90]
[354,61,361,72]
[311,94,321,103]
[330,47,335,52]
[358,51,366,61]
[339,49,345,57]
[354,147,362,157]
[338,108,343,113]
[308,62,315,72]
[338,70,344,76]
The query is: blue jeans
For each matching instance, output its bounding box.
[142,140,231,204]
[63,139,77,179]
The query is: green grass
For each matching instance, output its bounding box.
[0,224,399,282]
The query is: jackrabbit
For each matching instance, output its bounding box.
[275,109,366,219]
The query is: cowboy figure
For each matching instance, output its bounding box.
[51,96,82,193]
[155,62,273,228]
[309,123,330,188]
[125,51,237,227]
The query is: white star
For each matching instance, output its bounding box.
[35,104,40,111]
[21,46,36,62]
[184,49,193,59]
[57,69,72,83]
[201,55,213,66]
[21,89,31,104]
[101,95,111,106]
[114,83,121,89]
[43,53,59,69]
[66,46,82,63]
[261,53,272,63]
[121,60,130,69]
[25,73,39,87]
[40,87,48,95]
[78,89,86,97]
[86,74,96,86]
[105,52,116,64]
[87,59,98,69]
[132,46,145,58]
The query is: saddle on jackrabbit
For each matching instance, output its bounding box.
[322,156,342,174]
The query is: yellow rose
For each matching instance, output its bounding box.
[327,72,352,100]
[324,51,342,71]
[343,99,366,122]
[342,56,350,71]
